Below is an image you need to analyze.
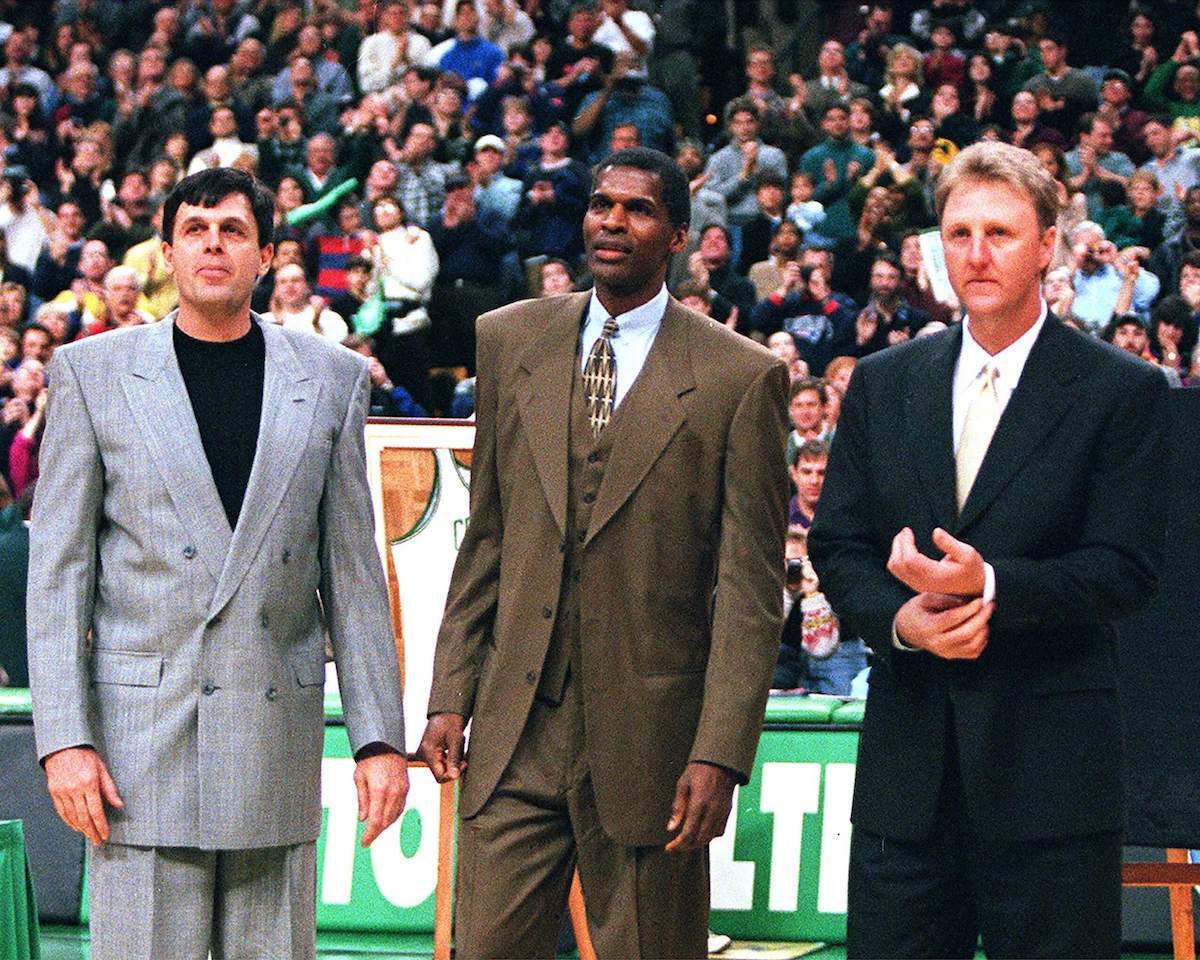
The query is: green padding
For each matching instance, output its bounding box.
[830,701,866,724]
[763,695,838,724]
[324,688,344,720]
[0,689,32,716]
[0,820,41,959]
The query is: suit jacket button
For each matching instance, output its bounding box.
[525,670,537,684]
[541,606,552,618]
[260,612,269,628]
[587,452,600,464]
[582,491,596,503]
[577,531,586,543]
[203,681,216,695]
[266,686,278,701]
[183,545,196,559]
[281,549,291,563]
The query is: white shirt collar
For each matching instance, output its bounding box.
[957,299,1047,390]
[585,283,669,336]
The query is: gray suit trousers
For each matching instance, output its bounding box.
[88,841,317,960]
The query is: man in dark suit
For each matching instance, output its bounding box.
[418,147,790,958]
[809,141,1169,958]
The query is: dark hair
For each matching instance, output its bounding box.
[724,96,760,126]
[791,438,829,467]
[596,147,691,228]
[790,376,826,404]
[162,168,275,248]
[1151,294,1199,357]
[872,250,902,272]
[755,170,786,191]
[1100,312,1144,342]
[346,255,373,272]
[674,279,712,304]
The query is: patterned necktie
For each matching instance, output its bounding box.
[583,317,619,438]
[955,363,1000,511]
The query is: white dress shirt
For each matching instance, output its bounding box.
[894,302,1048,649]
[579,284,669,411]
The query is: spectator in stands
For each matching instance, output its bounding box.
[1007,88,1066,152]
[434,0,505,100]
[740,44,789,139]
[537,257,576,297]
[428,172,509,372]
[255,101,307,186]
[187,106,258,175]
[0,31,56,122]
[593,0,655,76]
[480,0,536,56]
[123,202,178,320]
[1143,35,1200,125]
[546,2,614,116]
[328,254,373,330]
[929,82,978,148]
[788,437,827,531]
[467,134,522,226]
[786,376,829,469]
[32,200,86,302]
[112,45,189,172]
[703,97,788,241]
[922,22,965,93]
[0,477,31,688]
[2,360,46,498]
[341,333,429,418]
[1117,170,1168,251]
[272,24,353,105]
[1021,33,1098,140]
[846,2,907,91]
[798,104,875,241]
[737,172,787,274]
[806,39,871,126]
[844,251,927,353]
[1140,114,1200,239]
[832,184,900,304]
[748,219,801,301]
[1033,142,1090,270]
[572,51,674,164]
[363,195,439,408]
[961,51,1006,130]
[428,76,472,166]
[0,173,50,276]
[512,121,591,261]
[898,230,955,325]
[306,195,371,301]
[264,262,349,341]
[1149,293,1197,377]
[82,266,153,336]
[1112,7,1162,89]
[1070,221,1160,333]
[17,325,53,366]
[1150,184,1200,298]
[183,0,262,71]
[765,329,809,382]
[876,43,929,144]
[228,38,274,119]
[1066,113,1135,217]
[51,239,111,332]
[1101,312,1180,386]
[1098,69,1150,166]
[394,121,452,228]
[692,223,755,330]
[752,261,852,376]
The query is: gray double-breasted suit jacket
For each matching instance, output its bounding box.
[28,313,403,850]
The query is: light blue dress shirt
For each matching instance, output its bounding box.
[579,284,670,411]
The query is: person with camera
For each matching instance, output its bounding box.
[1069,220,1160,333]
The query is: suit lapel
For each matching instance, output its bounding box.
[208,318,319,617]
[122,316,230,584]
[515,293,589,538]
[586,298,694,545]
[903,326,960,534]
[956,318,1083,531]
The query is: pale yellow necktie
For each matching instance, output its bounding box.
[955,364,1000,511]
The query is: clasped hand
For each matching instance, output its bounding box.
[888,527,992,659]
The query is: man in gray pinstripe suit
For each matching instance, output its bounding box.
[27,168,408,960]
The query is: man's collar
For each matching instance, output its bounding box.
[586,283,669,333]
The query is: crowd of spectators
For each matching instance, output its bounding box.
[4,0,1200,692]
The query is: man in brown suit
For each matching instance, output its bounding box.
[418,147,789,959]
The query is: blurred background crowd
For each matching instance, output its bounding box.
[3,0,1200,696]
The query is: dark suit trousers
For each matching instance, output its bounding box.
[846,731,1122,959]
[453,676,708,960]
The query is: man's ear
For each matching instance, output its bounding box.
[161,240,174,274]
[669,225,688,256]
[258,243,274,278]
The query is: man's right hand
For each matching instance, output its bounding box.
[416,713,468,782]
[43,746,124,846]
[895,592,992,660]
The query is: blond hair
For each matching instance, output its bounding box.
[934,141,1061,232]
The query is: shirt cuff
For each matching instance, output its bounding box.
[982,561,996,605]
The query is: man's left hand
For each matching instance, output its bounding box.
[665,762,737,853]
[353,749,409,847]
[888,526,985,597]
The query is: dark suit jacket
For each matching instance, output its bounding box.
[429,292,790,846]
[809,317,1169,843]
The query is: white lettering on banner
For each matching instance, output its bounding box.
[710,785,756,910]
[370,772,440,908]
[320,757,359,904]
[817,764,855,914]
[761,762,821,911]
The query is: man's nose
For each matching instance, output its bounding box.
[601,202,628,230]
[966,232,990,266]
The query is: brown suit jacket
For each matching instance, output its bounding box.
[428,291,790,846]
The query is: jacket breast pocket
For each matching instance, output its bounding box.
[90,649,163,687]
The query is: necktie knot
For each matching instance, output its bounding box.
[601,317,619,339]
